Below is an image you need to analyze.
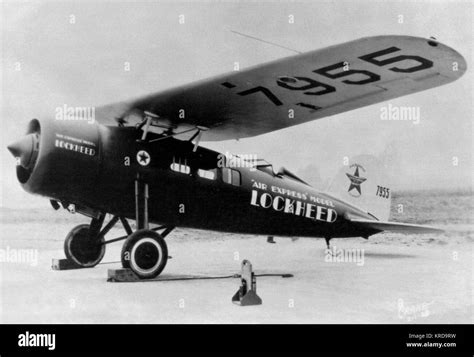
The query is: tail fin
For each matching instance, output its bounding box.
[328,155,391,220]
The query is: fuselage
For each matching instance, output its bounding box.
[15,119,378,239]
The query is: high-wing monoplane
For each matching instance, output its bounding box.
[7,36,466,278]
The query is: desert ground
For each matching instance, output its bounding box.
[0,206,472,324]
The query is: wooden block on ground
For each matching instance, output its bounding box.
[51,259,85,270]
[107,268,140,282]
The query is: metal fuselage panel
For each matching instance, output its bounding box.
[18,121,376,239]
[89,125,375,238]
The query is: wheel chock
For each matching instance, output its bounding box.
[51,259,86,270]
[107,268,141,282]
[232,260,262,306]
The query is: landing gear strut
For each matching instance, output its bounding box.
[61,175,174,278]
[120,175,171,279]
[63,213,128,268]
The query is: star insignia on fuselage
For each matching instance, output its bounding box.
[346,164,366,196]
[136,150,151,166]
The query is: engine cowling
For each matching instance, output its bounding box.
[8,118,102,205]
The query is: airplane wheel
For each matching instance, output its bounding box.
[121,229,168,279]
[64,224,105,267]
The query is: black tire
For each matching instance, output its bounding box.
[121,229,168,279]
[64,224,105,267]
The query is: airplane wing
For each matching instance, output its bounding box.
[350,218,444,234]
[95,35,466,141]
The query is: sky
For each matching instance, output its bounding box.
[1,0,472,208]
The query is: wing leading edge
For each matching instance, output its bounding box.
[95,35,467,141]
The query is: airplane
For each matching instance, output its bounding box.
[7,35,466,279]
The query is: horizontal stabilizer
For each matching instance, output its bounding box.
[350,218,444,234]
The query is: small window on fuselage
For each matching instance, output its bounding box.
[198,169,216,180]
[170,157,191,174]
[222,168,241,186]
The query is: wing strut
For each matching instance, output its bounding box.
[137,111,160,142]
[135,110,209,146]
[189,126,209,152]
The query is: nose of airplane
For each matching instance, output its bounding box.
[7,133,38,169]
